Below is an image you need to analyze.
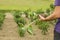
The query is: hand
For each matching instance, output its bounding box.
[39,15,46,21]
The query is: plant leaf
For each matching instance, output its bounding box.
[27,25,33,35]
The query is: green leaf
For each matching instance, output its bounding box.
[27,25,33,35]
[19,27,26,37]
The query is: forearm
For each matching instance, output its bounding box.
[45,13,56,21]
[45,6,60,21]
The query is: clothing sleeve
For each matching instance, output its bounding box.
[55,0,60,6]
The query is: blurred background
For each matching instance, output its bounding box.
[0,0,54,10]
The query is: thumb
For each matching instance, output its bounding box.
[39,15,44,18]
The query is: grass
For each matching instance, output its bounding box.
[0,0,54,11]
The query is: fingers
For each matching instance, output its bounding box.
[38,14,46,21]
[39,15,44,18]
[39,15,42,18]
[39,14,47,18]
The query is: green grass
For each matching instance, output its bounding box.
[0,0,54,11]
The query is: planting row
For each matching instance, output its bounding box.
[0,13,5,29]
[13,4,56,37]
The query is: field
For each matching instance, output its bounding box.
[0,0,54,10]
[0,0,56,40]
[0,10,55,40]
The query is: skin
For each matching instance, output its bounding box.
[39,6,60,21]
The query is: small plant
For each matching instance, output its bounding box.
[35,19,50,35]
[18,27,26,37]
[0,13,5,29]
[36,8,44,14]
[50,3,55,10]
[46,8,50,14]
[27,25,33,35]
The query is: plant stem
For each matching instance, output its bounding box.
[24,19,38,29]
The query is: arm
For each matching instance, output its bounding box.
[39,6,60,21]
